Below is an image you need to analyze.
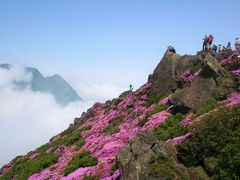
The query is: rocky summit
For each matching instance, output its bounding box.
[1,50,240,180]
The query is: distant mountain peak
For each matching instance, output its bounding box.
[0,64,82,106]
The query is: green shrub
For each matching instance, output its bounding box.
[75,140,86,150]
[139,116,149,127]
[190,63,202,74]
[177,105,240,179]
[131,111,136,118]
[80,125,92,132]
[0,154,58,180]
[60,127,75,137]
[152,104,168,114]
[103,116,123,135]
[110,163,119,175]
[146,93,168,107]
[213,86,231,101]
[63,132,80,147]
[63,150,98,176]
[154,113,187,141]
[36,138,63,155]
[104,105,112,114]
[196,99,217,116]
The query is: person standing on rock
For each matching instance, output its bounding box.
[205,35,214,53]
[212,44,217,53]
[130,84,133,91]
[235,38,240,50]
[218,44,224,52]
[167,46,176,53]
[202,35,207,50]
[226,42,232,51]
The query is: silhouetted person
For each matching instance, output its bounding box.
[130,84,133,91]
[226,42,232,51]
[212,44,217,53]
[202,35,207,50]
[235,38,240,50]
[218,44,223,52]
[167,46,176,53]
[205,35,214,53]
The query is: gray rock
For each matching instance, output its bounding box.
[117,132,209,180]
[169,54,229,113]
[148,52,203,98]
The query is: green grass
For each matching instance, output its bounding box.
[146,93,168,107]
[139,116,149,127]
[196,99,217,116]
[154,113,187,141]
[63,132,81,147]
[190,63,202,74]
[37,127,88,155]
[213,85,231,100]
[63,150,98,176]
[0,154,58,180]
[103,116,123,135]
[75,139,86,151]
[110,163,119,175]
[177,104,240,179]
[1,122,90,179]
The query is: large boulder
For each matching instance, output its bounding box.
[117,132,209,180]
[169,54,229,113]
[148,52,202,98]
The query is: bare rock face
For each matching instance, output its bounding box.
[117,132,173,180]
[148,52,202,98]
[169,54,229,113]
[117,132,209,180]
[169,76,216,114]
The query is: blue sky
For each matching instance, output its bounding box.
[0,0,240,90]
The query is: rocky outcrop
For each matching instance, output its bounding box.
[117,132,209,180]
[148,52,202,98]
[1,51,240,180]
[170,54,229,113]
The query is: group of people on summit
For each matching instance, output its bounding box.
[166,35,240,54]
[202,35,240,53]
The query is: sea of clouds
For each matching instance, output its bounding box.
[0,65,123,166]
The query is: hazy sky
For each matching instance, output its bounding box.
[1,0,240,89]
[0,0,240,166]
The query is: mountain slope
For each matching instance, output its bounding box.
[0,51,240,179]
[0,64,82,106]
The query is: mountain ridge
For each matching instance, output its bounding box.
[1,50,240,179]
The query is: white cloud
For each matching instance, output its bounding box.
[0,66,94,167]
[75,82,124,102]
[0,65,125,167]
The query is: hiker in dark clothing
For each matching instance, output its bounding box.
[129,84,133,91]
[167,46,176,53]
[202,35,207,50]
[212,44,217,53]
[235,38,240,50]
[226,42,232,51]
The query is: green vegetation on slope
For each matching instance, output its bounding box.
[103,116,123,135]
[177,104,240,179]
[139,104,168,127]
[154,113,188,141]
[37,125,90,154]
[63,150,98,176]
[196,99,217,116]
[0,154,58,180]
[146,93,169,107]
